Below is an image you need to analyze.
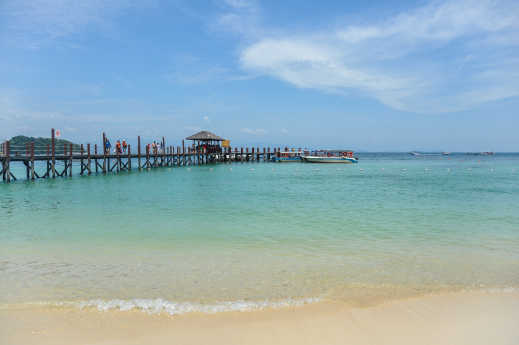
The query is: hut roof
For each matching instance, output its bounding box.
[186,130,225,141]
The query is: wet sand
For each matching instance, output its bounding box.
[1,291,518,345]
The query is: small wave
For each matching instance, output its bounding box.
[466,286,519,294]
[67,297,320,315]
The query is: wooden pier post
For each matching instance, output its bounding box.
[162,137,165,167]
[25,143,30,180]
[182,140,185,166]
[153,141,158,168]
[30,142,35,180]
[62,143,67,176]
[51,128,56,178]
[1,142,4,182]
[46,144,50,178]
[128,144,132,171]
[80,144,84,176]
[5,140,10,183]
[137,136,141,170]
[117,144,121,173]
[102,132,107,174]
[94,144,99,173]
[87,143,92,175]
[69,143,73,176]
[1,142,3,182]
[194,144,198,166]
[146,144,150,169]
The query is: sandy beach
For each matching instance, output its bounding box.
[2,290,518,345]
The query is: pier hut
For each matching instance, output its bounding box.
[186,131,226,154]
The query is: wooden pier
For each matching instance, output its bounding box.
[1,129,285,183]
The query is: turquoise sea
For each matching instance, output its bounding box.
[1,153,519,313]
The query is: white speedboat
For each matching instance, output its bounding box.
[302,150,358,164]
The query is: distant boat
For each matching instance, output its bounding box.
[442,152,451,155]
[410,152,443,156]
[302,150,358,164]
[466,152,495,156]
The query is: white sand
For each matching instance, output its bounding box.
[1,291,518,345]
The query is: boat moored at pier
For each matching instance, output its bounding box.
[302,150,358,163]
[273,149,304,162]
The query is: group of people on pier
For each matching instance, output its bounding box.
[104,138,128,154]
[195,143,222,154]
[104,138,168,155]
[146,141,165,154]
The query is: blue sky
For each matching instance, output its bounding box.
[1,0,518,151]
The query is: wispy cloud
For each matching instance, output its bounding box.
[184,126,202,132]
[239,0,519,113]
[163,53,256,85]
[0,0,140,49]
[241,127,267,135]
[215,0,262,38]
[165,66,231,84]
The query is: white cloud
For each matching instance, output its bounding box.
[239,0,519,113]
[241,128,267,135]
[203,116,210,122]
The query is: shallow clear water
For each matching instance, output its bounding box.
[1,153,519,312]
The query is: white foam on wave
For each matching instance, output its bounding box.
[73,297,320,315]
[458,286,519,295]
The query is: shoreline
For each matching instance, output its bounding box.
[2,290,518,345]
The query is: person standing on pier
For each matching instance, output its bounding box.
[122,140,127,153]
[105,138,111,154]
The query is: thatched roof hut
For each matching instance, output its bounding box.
[186,130,226,153]
[186,131,225,141]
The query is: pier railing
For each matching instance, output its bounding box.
[1,129,290,183]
